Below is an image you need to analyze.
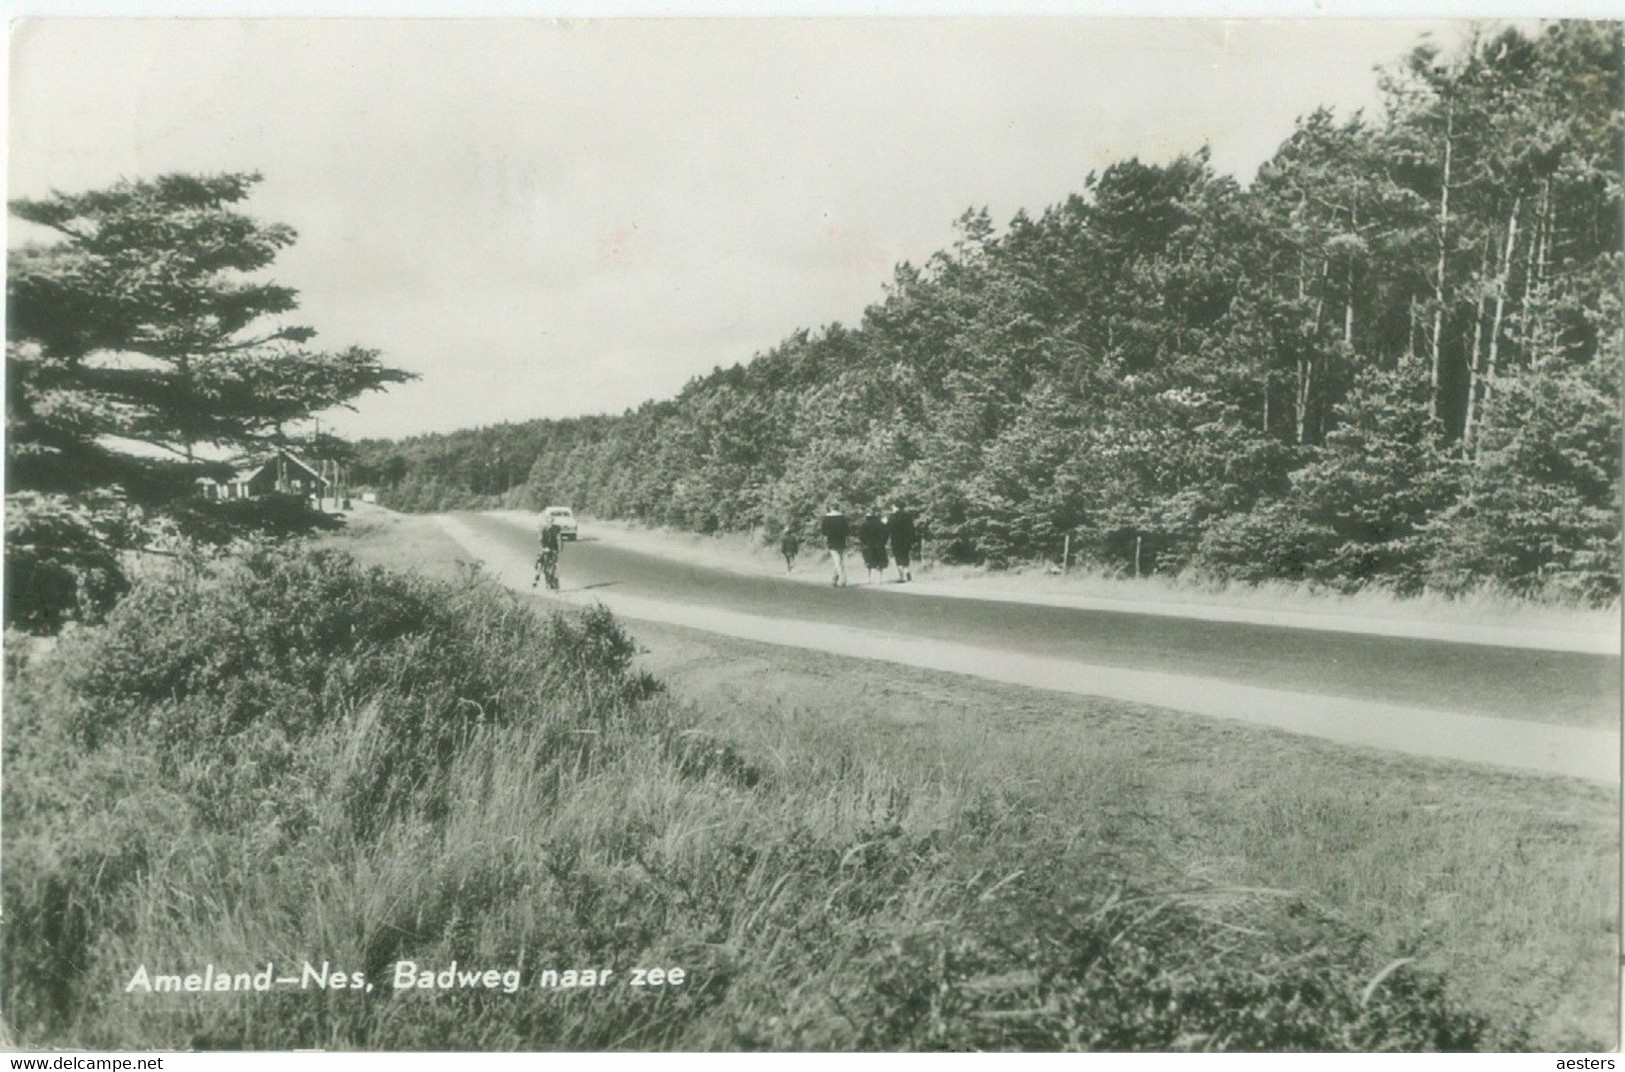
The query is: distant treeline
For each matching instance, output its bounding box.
[355,24,1623,600]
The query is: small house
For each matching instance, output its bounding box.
[199,450,330,504]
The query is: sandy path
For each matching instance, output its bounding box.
[438,514,1620,785]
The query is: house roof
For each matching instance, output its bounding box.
[237,449,329,486]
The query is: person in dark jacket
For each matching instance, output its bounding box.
[888,503,916,582]
[819,504,850,587]
[534,517,563,591]
[858,507,890,584]
[779,525,801,573]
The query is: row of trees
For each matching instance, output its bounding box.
[358,24,1622,601]
[7,173,411,631]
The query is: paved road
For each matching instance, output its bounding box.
[459,512,1620,730]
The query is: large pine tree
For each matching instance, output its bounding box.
[6,171,413,630]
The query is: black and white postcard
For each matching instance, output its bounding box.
[5,13,1620,1057]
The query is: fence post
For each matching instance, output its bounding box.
[1062,532,1071,576]
[1134,535,1142,578]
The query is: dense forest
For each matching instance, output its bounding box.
[356,24,1623,601]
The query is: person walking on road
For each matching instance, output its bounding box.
[534,516,563,591]
[888,502,916,583]
[779,525,801,573]
[858,506,890,585]
[820,504,851,587]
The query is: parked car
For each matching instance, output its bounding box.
[542,506,578,540]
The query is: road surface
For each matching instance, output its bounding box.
[451,511,1619,732]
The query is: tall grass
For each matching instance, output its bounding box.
[3,546,1521,1050]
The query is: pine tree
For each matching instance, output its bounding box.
[6,172,413,629]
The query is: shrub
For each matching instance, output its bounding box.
[1192,501,1334,584]
[62,547,660,829]
[3,492,130,634]
[841,874,1509,1051]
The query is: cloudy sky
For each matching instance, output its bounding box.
[10,18,1487,440]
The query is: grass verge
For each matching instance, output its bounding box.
[629,620,1620,1049]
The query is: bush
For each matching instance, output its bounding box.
[3,492,130,634]
[62,546,660,829]
[1192,500,1334,584]
[5,547,671,1034]
[839,874,1507,1051]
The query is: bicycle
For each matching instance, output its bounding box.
[533,547,560,591]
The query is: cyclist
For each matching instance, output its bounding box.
[534,516,563,591]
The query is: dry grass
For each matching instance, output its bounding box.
[629,620,1619,1048]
